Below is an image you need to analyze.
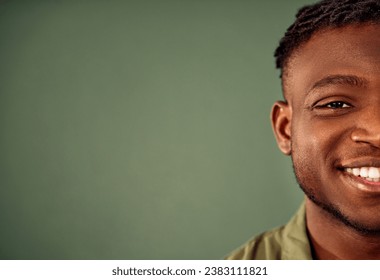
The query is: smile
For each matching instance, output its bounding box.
[344,167,380,182]
[342,166,380,193]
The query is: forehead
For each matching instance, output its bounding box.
[283,24,380,99]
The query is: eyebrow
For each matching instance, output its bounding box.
[307,74,368,94]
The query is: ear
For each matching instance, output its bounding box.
[270,101,292,155]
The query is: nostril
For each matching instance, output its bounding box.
[351,128,380,148]
[351,128,365,142]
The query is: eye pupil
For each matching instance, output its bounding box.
[328,102,345,108]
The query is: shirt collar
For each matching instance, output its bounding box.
[282,201,313,260]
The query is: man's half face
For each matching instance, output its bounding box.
[272,24,380,233]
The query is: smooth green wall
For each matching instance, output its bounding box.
[0,0,315,259]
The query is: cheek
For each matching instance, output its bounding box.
[293,117,348,163]
[291,117,348,190]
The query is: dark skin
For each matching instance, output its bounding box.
[271,24,380,259]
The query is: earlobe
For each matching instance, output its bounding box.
[271,101,292,155]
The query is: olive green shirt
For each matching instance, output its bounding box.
[226,203,313,260]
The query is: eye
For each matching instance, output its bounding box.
[314,101,352,109]
[325,101,350,109]
[311,99,353,117]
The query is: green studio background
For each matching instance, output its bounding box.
[0,0,315,259]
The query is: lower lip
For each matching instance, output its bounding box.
[343,171,380,193]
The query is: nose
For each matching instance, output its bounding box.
[350,107,380,148]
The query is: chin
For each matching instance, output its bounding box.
[300,183,380,236]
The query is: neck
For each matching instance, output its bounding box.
[305,198,380,260]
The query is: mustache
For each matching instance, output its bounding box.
[336,147,380,168]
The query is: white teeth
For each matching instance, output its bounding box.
[368,167,380,179]
[345,167,380,180]
[360,167,369,177]
[353,168,360,176]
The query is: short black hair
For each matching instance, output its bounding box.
[274,0,380,77]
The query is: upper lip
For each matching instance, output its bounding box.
[338,158,380,169]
